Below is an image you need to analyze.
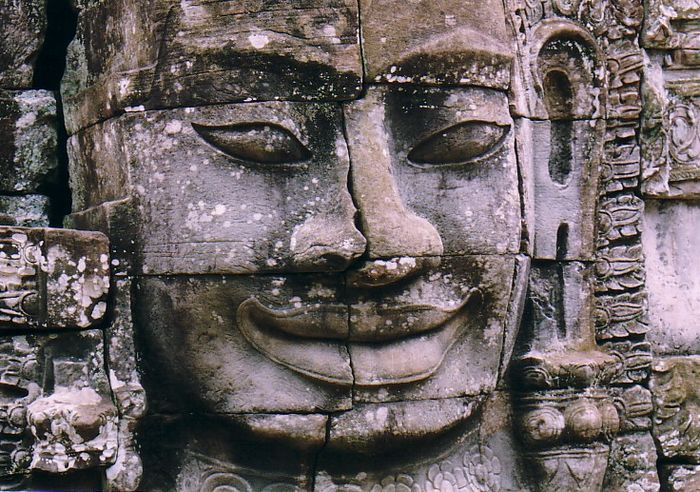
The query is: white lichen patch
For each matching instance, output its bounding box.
[211,204,227,216]
[43,237,110,328]
[164,120,182,134]
[248,33,270,49]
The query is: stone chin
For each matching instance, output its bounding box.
[230,397,481,455]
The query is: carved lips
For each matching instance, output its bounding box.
[236,288,480,387]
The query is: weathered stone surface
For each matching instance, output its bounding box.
[359,0,512,88]
[136,254,521,411]
[516,389,620,448]
[643,201,700,354]
[62,0,362,133]
[27,329,116,486]
[176,450,310,492]
[68,102,365,276]
[611,386,653,432]
[0,90,58,193]
[594,290,648,341]
[659,464,700,492]
[135,274,353,414]
[46,0,687,489]
[69,91,521,274]
[105,276,145,419]
[103,275,145,491]
[350,255,523,403]
[523,444,611,492]
[603,432,660,492]
[316,392,529,492]
[0,330,115,483]
[106,417,142,492]
[651,356,700,463]
[138,415,320,491]
[0,0,46,89]
[0,336,41,481]
[643,0,700,50]
[326,399,478,454]
[595,244,645,293]
[0,227,109,329]
[529,119,602,260]
[602,119,642,193]
[343,85,521,259]
[506,5,607,121]
[603,340,652,385]
[27,387,118,473]
[518,262,597,354]
[0,195,50,227]
[597,193,644,248]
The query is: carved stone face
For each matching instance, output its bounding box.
[67,0,524,454]
[128,91,524,444]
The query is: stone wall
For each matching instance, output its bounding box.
[0,0,699,491]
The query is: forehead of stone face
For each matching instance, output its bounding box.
[360,0,513,88]
[63,0,363,133]
[151,0,363,104]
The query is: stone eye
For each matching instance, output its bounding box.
[407,121,509,166]
[192,122,311,165]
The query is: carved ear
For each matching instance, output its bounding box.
[408,121,509,166]
[191,122,311,164]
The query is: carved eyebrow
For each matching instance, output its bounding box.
[407,120,510,167]
[191,122,311,165]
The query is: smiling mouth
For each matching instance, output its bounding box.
[236,290,481,388]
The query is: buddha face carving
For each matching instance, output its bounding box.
[129,86,523,433]
[66,0,525,453]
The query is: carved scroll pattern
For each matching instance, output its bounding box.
[643,0,700,49]
[642,91,700,194]
[0,233,41,326]
[181,448,502,492]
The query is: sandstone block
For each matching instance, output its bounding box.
[0,90,58,193]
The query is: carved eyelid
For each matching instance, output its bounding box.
[407,120,510,167]
[191,122,312,165]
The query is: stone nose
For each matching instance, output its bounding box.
[352,183,444,258]
[344,93,444,260]
[289,207,367,272]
